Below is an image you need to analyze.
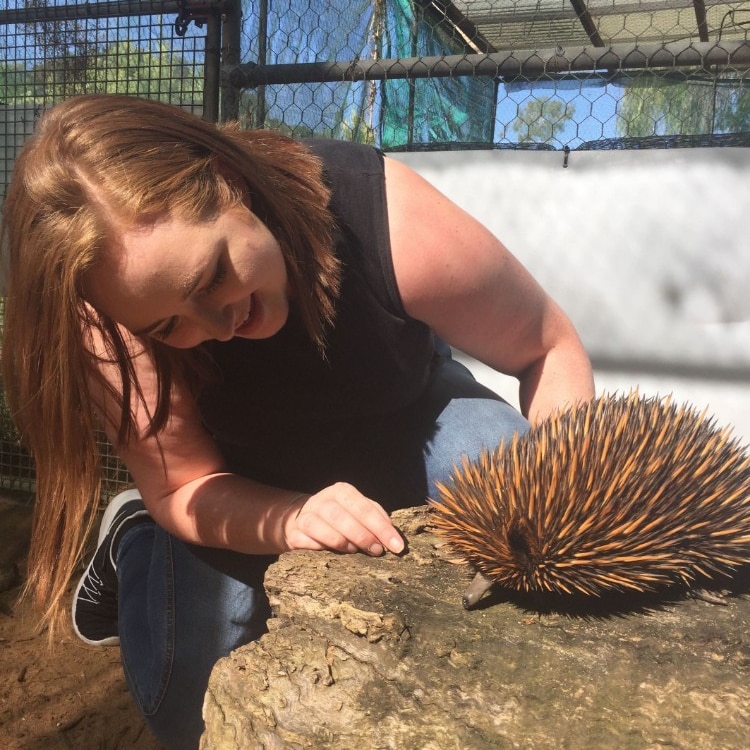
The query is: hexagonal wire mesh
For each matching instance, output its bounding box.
[232,0,750,149]
[1,0,749,498]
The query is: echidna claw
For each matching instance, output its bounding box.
[463,571,494,610]
[690,588,730,606]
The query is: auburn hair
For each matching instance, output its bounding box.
[1,94,340,634]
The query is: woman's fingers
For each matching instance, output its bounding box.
[284,482,404,555]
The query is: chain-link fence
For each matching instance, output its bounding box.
[1,0,749,497]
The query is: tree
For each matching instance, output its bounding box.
[86,40,203,103]
[0,0,204,107]
[617,72,750,137]
[510,96,576,147]
[0,63,37,103]
[0,40,203,106]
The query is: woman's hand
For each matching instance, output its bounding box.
[282,482,405,556]
[92,334,405,558]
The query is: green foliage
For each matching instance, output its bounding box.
[1,40,203,105]
[510,96,576,146]
[618,72,750,137]
[0,63,37,102]
[87,40,203,101]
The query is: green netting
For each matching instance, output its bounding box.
[378,0,495,148]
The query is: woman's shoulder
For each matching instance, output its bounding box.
[300,138,385,177]
[298,139,389,247]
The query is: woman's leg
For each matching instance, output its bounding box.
[113,353,527,748]
[332,353,531,510]
[418,356,531,499]
[116,522,273,749]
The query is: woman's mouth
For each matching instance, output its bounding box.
[234,296,256,335]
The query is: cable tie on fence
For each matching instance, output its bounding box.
[563,145,571,168]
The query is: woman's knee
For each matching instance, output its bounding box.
[117,527,273,748]
[425,395,530,496]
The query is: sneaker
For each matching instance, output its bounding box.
[71,488,151,646]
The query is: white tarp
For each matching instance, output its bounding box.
[395,146,750,439]
[394,146,750,373]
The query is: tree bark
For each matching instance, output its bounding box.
[202,506,750,750]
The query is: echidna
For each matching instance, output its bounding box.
[430,391,750,609]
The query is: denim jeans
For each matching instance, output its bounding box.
[115,353,530,748]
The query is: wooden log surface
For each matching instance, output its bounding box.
[202,506,750,750]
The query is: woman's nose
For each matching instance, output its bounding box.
[194,302,235,342]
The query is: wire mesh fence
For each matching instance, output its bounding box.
[0,0,749,497]
[0,0,211,498]
[3,2,745,151]
[232,0,750,150]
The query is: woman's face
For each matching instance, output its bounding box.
[85,204,289,348]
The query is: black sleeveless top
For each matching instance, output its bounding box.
[198,139,435,459]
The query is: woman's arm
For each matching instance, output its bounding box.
[90,335,403,556]
[384,157,595,424]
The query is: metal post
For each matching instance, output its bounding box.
[406,6,418,148]
[203,10,221,122]
[255,0,268,128]
[220,0,242,122]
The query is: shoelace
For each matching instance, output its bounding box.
[77,566,110,605]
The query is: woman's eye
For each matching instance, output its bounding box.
[204,260,226,294]
[152,317,178,341]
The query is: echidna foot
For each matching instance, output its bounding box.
[462,571,494,610]
[690,588,730,606]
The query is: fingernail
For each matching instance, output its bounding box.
[369,543,384,556]
[389,536,405,554]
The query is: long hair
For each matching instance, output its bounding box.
[1,94,340,635]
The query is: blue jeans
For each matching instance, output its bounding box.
[115,353,530,749]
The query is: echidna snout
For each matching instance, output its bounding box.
[462,523,538,609]
[430,392,750,608]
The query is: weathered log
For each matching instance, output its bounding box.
[201,506,750,750]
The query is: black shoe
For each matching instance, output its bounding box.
[71,489,150,646]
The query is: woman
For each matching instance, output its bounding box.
[2,94,594,748]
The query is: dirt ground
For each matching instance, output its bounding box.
[0,494,163,749]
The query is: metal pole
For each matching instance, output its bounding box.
[407,3,418,148]
[220,0,242,122]
[0,1,185,22]
[256,0,268,129]
[203,11,221,122]
[230,40,750,89]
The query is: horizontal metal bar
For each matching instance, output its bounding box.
[231,39,750,89]
[0,0,222,24]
